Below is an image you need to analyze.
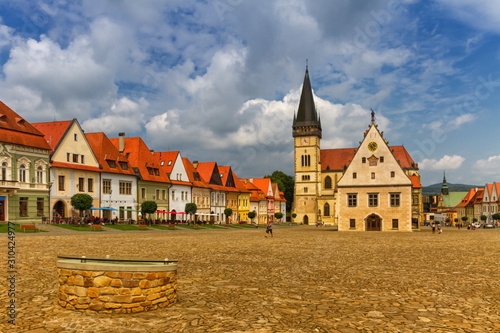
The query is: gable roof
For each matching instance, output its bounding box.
[109,136,170,183]
[251,178,273,198]
[154,151,191,186]
[456,188,478,208]
[85,132,135,176]
[0,101,51,150]
[31,120,73,151]
[182,158,209,189]
[196,162,224,189]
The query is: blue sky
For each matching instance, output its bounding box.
[1,0,500,186]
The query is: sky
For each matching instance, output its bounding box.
[1,0,500,186]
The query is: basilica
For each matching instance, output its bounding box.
[292,67,423,231]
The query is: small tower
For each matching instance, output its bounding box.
[292,64,322,225]
[441,172,449,196]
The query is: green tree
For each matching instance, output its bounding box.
[141,201,157,223]
[274,212,283,223]
[264,170,294,212]
[461,216,468,223]
[480,215,487,223]
[71,193,93,217]
[224,208,233,223]
[248,210,256,224]
[492,213,500,222]
[472,217,478,223]
[185,203,197,224]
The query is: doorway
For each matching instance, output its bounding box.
[366,214,381,231]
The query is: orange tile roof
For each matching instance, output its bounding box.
[320,145,417,171]
[109,136,170,183]
[86,132,135,176]
[31,120,73,151]
[456,188,478,208]
[251,178,273,198]
[196,162,226,191]
[182,158,209,189]
[51,161,101,172]
[0,101,51,150]
[408,175,422,189]
[153,151,179,174]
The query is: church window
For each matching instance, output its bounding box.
[348,193,357,207]
[353,172,357,179]
[390,193,400,207]
[324,203,330,216]
[349,219,356,229]
[371,172,375,179]
[302,175,310,181]
[304,187,308,193]
[362,157,366,163]
[391,171,395,178]
[368,193,378,207]
[380,156,384,163]
[324,176,332,189]
[392,219,399,229]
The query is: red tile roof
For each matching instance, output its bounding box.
[251,178,273,198]
[456,188,478,208]
[109,136,170,183]
[0,101,51,150]
[31,120,73,151]
[86,132,135,176]
[409,175,422,189]
[320,145,417,171]
[182,158,209,189]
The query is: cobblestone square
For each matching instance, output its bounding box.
[2,226,499,332]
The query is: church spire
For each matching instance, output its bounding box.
[441,171,449,195]
[292,64,322,138]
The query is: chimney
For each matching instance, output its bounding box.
[118,133,125,153]
[193,160,198,169]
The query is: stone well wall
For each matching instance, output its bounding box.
[57,263,177,313]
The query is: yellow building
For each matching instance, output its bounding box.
[292,67,422,230]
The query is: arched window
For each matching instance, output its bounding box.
[19,164,26,182]
[324,203,330,216]
[324,176,332,189]
[36,166,43,183]
[1,162,7,180]
[301,155,311,167]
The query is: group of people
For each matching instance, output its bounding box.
[430,223,443,234]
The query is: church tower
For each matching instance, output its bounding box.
[441,172,449,196]
[292,65,322,225]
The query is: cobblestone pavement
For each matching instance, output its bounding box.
[1,226,499,332]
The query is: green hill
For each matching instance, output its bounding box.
[422,183,480,196]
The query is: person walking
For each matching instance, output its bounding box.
[265,218,273,238]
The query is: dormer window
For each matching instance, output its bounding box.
[119,162,128,170]
[0,114,6,122]
[160,161,165,166]
[168,161,172,166]
[106,160,116,168]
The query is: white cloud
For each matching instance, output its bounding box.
[474,155,500,176]
[419,155,465,170]
[437,0,500,34]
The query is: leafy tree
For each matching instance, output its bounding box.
[292,213,297,222]
[472,217,478,223]
[461,216,468,222]
[141,201,157,223]
[264,170,294,212]
[492,213,500,222]
[480,215,487,222]
[274,212,283,222]
[71,193,93,217]
[248,210,256,223]
[224,208,233,223]
[454,218,458,223]
[185,203,197,224]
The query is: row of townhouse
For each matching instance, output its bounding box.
[455,183,500,224]
[0,101,286,224]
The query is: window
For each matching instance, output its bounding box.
[371,172,375,179]
[67,153,71,162]
[390,193,400,207]
[391,171,395,178]
[369,156,378,166]
[362,157,366,163]
[119,162,128,170]
[106,160,116,168]
[154,169,160,176]
[78,178,85,192]
[58,175,65,191]
[172,191,175,201]
[350,219,356,229]
[81,155,85,164]
[19,164,26,182]
[126,206,132,219]
[1,162,7,180]
[368,193,379,207]
[103,179,111,194]
[162,190,166,200]
[73,154,79,163]
[119,181,132,195]
[324,203,330,216]
[74,133,78,141]
[302,175,310,181]
[301,155,311,167]
[353,172,357,179]
[304,187,308,193]
[392,219,399,229]
[141,188,146,199]
[19,197,28,217]
[380,156,384,163]
[37,198,44,216]
[36,166,43,183]
[88,178,94,192]
[324,176,332,189]
[412,193,419,205]
[147,168,154,175]
[119,206,125,219]
[348,193,357,207]
[156,189,160,200]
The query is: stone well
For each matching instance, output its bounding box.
[56,255,177,313]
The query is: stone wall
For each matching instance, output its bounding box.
[57,269,177,313]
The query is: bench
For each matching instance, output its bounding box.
[138,225,148,229]
[21,224,38,232]
[91,224,103,231]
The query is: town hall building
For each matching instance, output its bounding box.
[292,67,423,231]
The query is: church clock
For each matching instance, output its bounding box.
[368,141,378,152]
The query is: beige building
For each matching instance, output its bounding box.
[292,67,422,231]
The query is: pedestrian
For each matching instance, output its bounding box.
[265,219,273,238]
[431,223,436,233]
[437,223,442,234]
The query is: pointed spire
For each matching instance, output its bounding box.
[292,63,322,138]
[441,171,449,195]
[371,109,375,125]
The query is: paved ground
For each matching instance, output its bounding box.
[1,225,499,332]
